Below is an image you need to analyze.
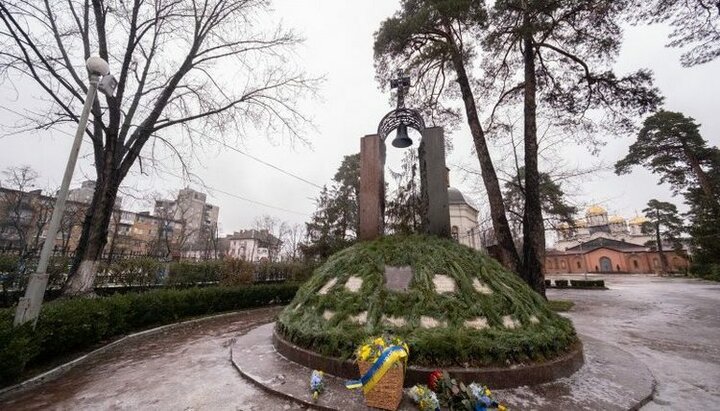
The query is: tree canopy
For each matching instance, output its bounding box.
[0,0,316,295]
[642,199,685,273]
[301,154,360,260]
[616,111,720,203]
[628,0,720,66]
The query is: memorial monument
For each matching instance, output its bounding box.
[273,71,583,387]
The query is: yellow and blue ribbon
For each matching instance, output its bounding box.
[345,345,408,394]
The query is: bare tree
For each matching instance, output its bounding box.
[0,166,41,251]
[281,223,304,261]
[254,214,285,261]
[58,201,88,255]
[0,0,316,295]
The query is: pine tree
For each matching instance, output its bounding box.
[300,154,360,260]
[642,199,685,274]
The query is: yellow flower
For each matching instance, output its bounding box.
[485,388,492,396]
[359,345,371,361]
[498,405,507,411]
[373,337,386,347]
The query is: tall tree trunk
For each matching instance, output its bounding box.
[680,139,718,205]
[61,170,120,296]
[449,49,521,273]
[655,220,668,274]
[521,19,546,297]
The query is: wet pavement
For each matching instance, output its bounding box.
[233,323,654,411]
[0,275,717,410]
[548,274,720,409]
[0,306,301,411]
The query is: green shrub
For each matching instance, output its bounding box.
[104,257,165,287]
[691,263,720,282]
[548,300,574,312]
[167,260,222,285]
[0,254,19,274]
[569,279,605,288]
[554,279,568,288]
[0,310,41,386]
[220,259,254,286]
[0,283,298,387]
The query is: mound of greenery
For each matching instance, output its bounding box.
[277,235,578,367]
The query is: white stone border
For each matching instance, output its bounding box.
[0,306,281,401]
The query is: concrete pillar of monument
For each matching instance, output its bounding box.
[359,134,385,241]
[419,127,451,238]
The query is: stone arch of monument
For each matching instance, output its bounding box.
[358,70,450,241]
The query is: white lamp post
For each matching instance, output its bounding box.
[14,56,112,326]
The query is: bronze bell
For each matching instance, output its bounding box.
[391,124,412,148]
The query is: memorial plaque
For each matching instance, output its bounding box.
[383,265,413,292]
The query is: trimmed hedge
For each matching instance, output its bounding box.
[570,279,605,288]
[0,283,298,387]
[548,279,605,289]
[691,263,720,282]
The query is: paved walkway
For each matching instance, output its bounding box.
[1,275,718,410]
[0,306,300,411]
[548,274,720,409]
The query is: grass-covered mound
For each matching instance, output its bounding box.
[277,235,578,367]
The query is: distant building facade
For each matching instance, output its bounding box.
[448,187,484,251]
[67,180,122,208]
[154,188,219,250]
[546,205,689,274]
[226,229,282,262]
[1,184,184,257]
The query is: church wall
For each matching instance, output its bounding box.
[544,249,689,274]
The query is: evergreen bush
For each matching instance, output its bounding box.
[691,263,720,282]
[569,279,605,288]
[554,279,568,288]
[166,260,222,285]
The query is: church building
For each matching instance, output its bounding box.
[448,187,485,251]
[546,205,689,274]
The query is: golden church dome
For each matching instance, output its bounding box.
[586,204,607,216]
[628,215,649,225]
[609,215,626,224]
[573,219,588,228]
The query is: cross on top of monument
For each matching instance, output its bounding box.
[390,69,411,109]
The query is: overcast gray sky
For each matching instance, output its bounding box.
[1,1,718,242]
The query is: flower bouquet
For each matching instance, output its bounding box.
[310,370,324,401]
[346,336,409,410]
[424,370,507,411]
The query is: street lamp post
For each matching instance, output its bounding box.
[14,56,111,326]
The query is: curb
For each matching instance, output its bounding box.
[233,323,656,411]
[231,346,332,411]
[0,306,281,401]
[273,327,585,389]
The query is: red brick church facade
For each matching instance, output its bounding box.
[545,237,689,274]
